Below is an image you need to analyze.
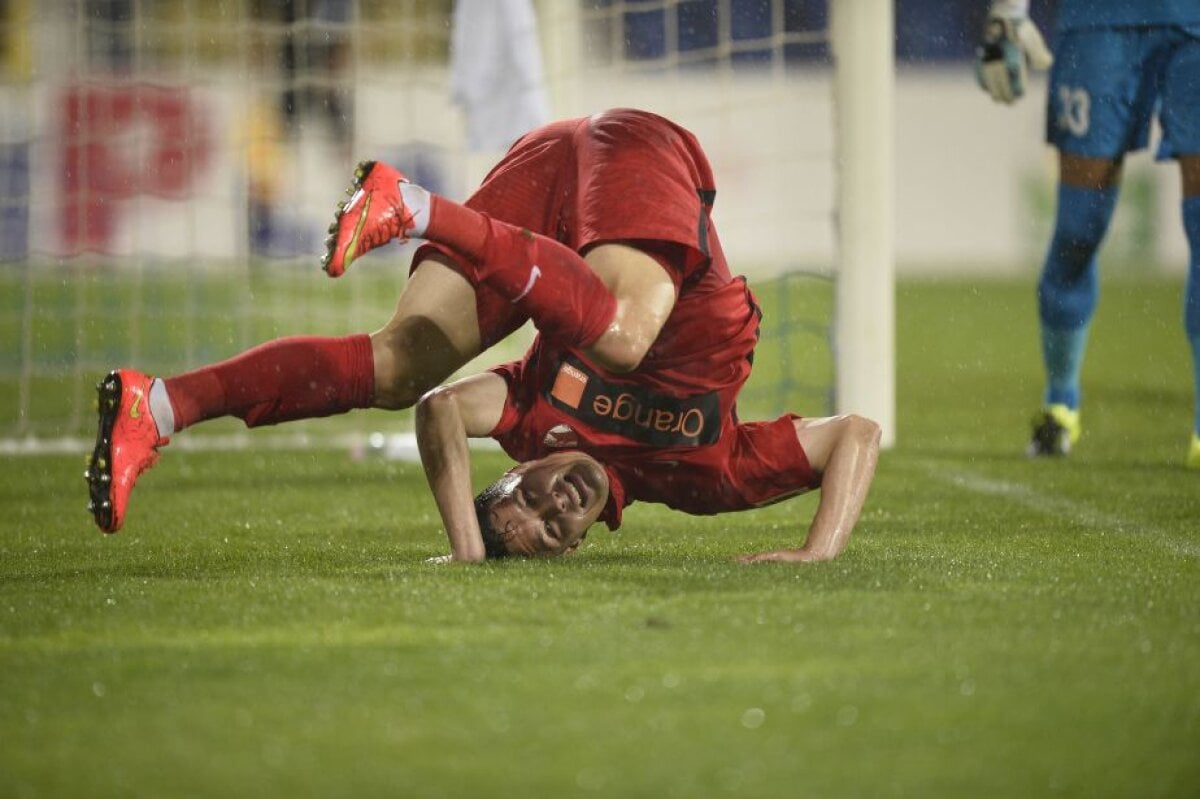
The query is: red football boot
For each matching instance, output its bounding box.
[85,369,170,533]
[321,160,416,277]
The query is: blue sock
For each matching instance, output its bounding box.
[1037,183,1119,410]
[1183,195,1200,435]
[1042,326,1088,409]
[1191,339,1200,436]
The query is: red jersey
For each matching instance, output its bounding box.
[490,348,819,529]
[426,108,820,527]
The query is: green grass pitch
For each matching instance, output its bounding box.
[2,276,1198,798]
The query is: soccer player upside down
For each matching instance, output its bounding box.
[85,109,881,562]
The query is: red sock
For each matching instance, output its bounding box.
[164,334,374,430]
[427,196,617,348]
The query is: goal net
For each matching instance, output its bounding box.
[0,0,892,452]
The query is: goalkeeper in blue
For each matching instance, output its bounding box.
[976,0,1200,468]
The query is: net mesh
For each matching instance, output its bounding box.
[0,0,834,450]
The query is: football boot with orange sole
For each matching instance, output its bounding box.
[86,369,169,533]
[321,160,416,278]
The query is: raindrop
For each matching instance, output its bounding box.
[836,705,858,726]
[741,707,766,729]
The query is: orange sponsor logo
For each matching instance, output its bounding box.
[550,362,588,409]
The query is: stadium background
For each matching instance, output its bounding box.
[1,0,1186,270]
[0,0,1188,449]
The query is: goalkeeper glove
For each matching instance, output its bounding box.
[975,11,1053,104]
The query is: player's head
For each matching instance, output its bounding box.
[474,451,610,559]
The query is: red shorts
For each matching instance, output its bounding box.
[411,109,722,348]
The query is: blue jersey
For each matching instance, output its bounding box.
[1057,0,1200,31]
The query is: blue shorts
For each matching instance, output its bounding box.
[1046,26,1200,160]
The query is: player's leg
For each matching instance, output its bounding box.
[1160,29,1200,467]
[1029,153,1121,456]
[370,252,484,409]
[164,255,483,425]
[86,329,379,534]
[323,159,618,347]
[86,254,485,534]
[87,337,377,533]
[1178,154,1200,467]
[1028,28,1157,457]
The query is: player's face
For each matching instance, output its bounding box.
[484,452,609,558]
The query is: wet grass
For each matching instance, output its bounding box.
[2,277,1198,798]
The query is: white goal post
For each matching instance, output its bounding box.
[831,0,896,447]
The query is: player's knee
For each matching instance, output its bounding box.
[369,319,463,409]
[1038,269,1097,328]
[373,361,436,409]
[1044,214,1105,286]
[369,346,433,411]
[1186,278,1200,339]
[1046,186,1116,277]
[374,382,421,410]
[1039,212,1102,326]
[1046,233,1100,278]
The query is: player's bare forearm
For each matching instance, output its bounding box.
[580,243,678,373]
[415,388,486,562]
[414,373,509,562]
[796,414,881,559]
[739,414,881,564]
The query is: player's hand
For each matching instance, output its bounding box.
[737,548,828,564]
[975,11,1053,104]
[425,552,488,564]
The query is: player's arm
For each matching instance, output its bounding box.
[579,243,678,374]
[975,0,1053,104]
[415,372,510,563]
[739,414,881,564]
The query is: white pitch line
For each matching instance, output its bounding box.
[919,463,1200,560]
